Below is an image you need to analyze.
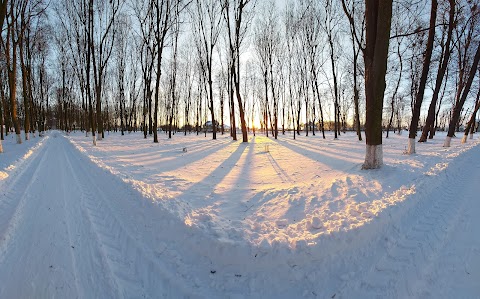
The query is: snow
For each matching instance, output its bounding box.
[0,130,479,298]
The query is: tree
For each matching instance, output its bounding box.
[3,0,22,144]
[462,70,480,143]
[152,0,187,143]
[166,5,180,139]
[0,0,7,152]
[0,0,7,30]
[362,0,393,168]
[342,0,364,141]
[444,41,480,147]
[324,0,342,139]
[90,0,121,141]
[344,0,393,169]
[406,0,437,154]
[222,0,255,143]
[254,0,281,139]
[191,0,222,140]
[418,0,455,142]
[114,13,130,135]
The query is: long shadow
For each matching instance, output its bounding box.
[281,137,363,160]
[180,142,248,205]
[273,138,362,172]
[266,152,293,183]
[129,140,233,180]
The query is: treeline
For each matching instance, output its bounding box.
[0,0,479,169]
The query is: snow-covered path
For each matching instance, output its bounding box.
[0,133,196,298]
[0,131,479,298]
[338,141,480,298]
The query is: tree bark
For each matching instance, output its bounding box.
[419,0,455,142]
[407,0,437,154]
[444,42,480,146]
[461,84,480,143]
[362,0,393,169]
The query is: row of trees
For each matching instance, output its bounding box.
[1,0,479,169]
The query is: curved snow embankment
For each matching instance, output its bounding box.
[66,132,480,298]
[334,140,480,298]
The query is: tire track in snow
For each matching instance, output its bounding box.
[415,157,480,297]
[63,136,201,298]
[60,146,118,298]
[337,147,475,298]
[63,143,140,297]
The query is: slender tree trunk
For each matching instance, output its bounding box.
[444,43,480,146]
[420,0,455,142]
[234,65,247,142]
[386,41,403,138]
[6,33,21,143]
[20,42,30,140]
[406,0,437,154]
[229,62,236,140]
[461,86,480,143]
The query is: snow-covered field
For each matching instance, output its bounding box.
[0,130,479,298]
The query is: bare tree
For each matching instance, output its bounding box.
[3,0,22,144]
[191,0,222,140]
[89,0,122,141]
[342,0,364,141]
[462,69,480,142]
[166,5,180,139]
[324,0,342,139]
[406,0,437,154]
[152,0,188,143]
[303,0,326,139]
[444,41,480,146]
[222,0,255,143]
[254,0,281,139]
[0,0,7,30]
[419,0,455,142]
[344,0,393,169]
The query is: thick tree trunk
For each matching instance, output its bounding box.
[362,0,393,169]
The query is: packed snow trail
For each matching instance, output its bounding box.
[0,133,199,298]
[337,142,480,298]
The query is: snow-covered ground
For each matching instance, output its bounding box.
[0,129,479,298]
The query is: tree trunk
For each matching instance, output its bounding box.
[19,42,30,140]
[444,42,480,147]
[407,0,437,154]
[6,18,21,144]
[386,41,403,138]
[234,65,247,142]
[419,0,455,142]
[461,87,480,143]
[362,0,393,169]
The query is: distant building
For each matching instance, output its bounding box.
[203,121,219,132]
